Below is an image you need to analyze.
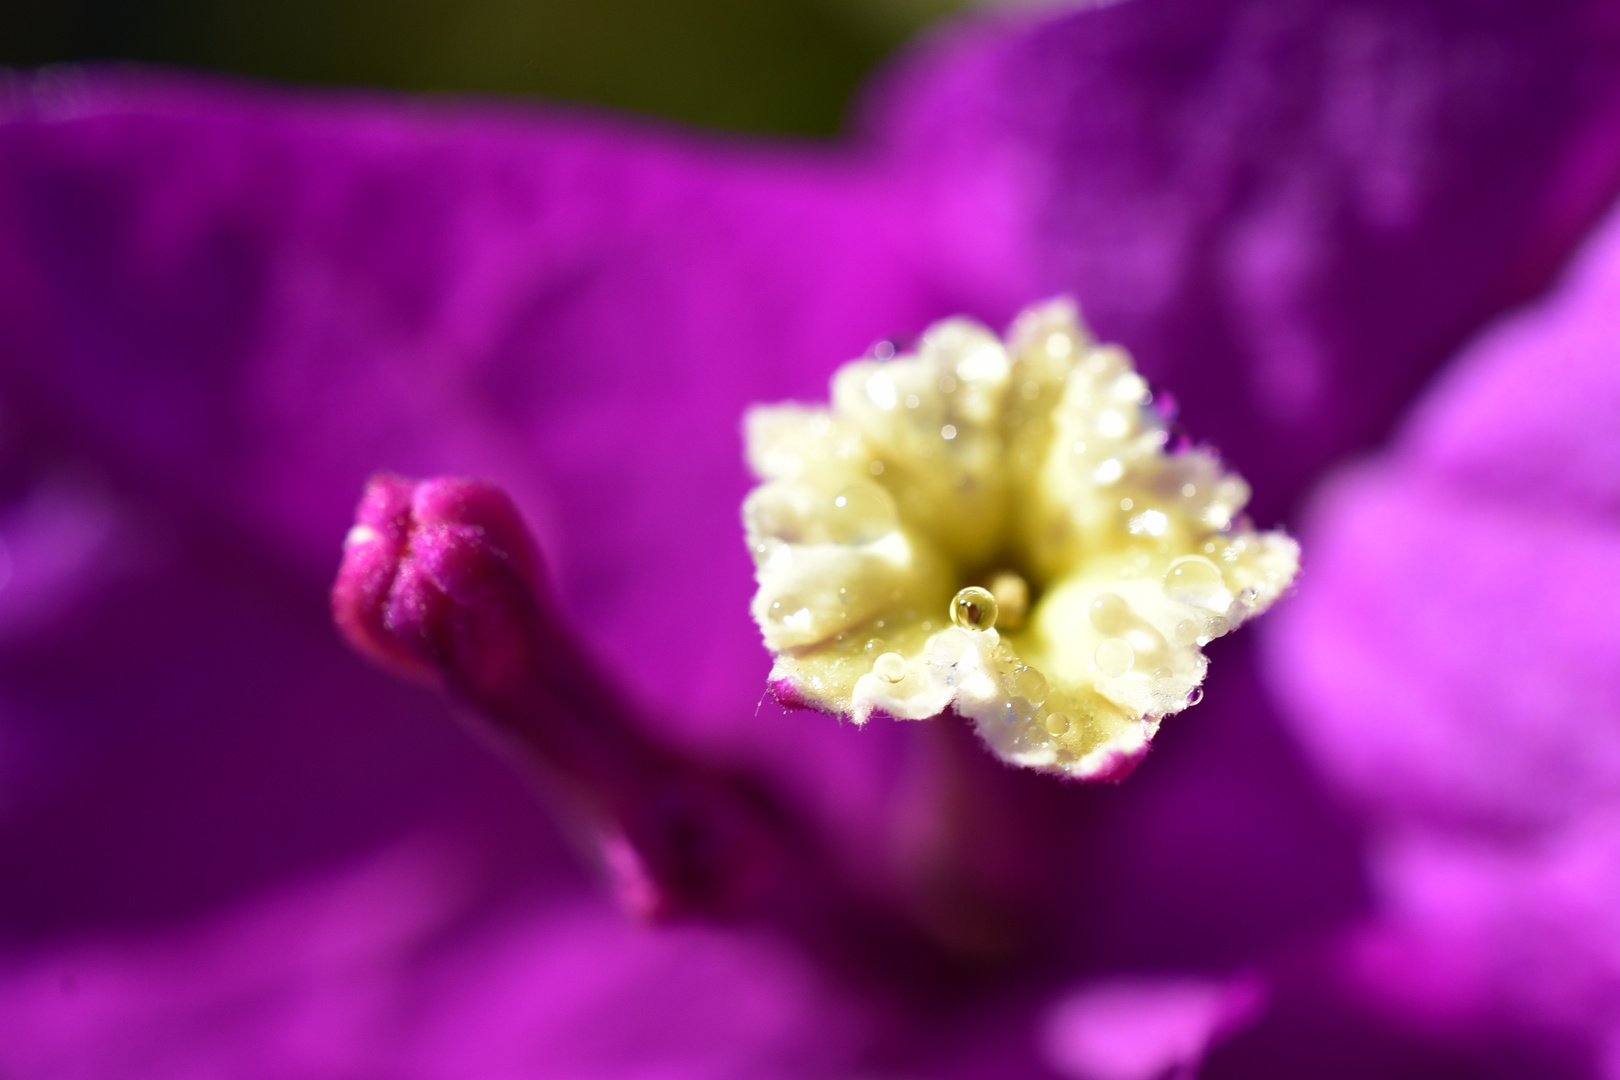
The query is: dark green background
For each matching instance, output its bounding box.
[2,0,970,134]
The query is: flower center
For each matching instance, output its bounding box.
[741,300,1300,779]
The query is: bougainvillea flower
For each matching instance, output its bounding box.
[1265,193,1620,1077]
[744,300,1297,778]
[5,0,1620,1075]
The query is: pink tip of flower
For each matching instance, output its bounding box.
[767,677,819,714]
[1074,744,1150,784]
[332,473,541,691]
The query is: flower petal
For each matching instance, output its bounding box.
[1265,163,1620,1058]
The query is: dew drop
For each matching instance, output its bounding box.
[951,586,999,631]
[940,423,958,441]
[828,483,897,544]
[1045,712,1071,736]
[1186,687,1204,706]
[1199,614,1230,644]
[868,459,885,476]
[873,652,908,683]
[905,393,921,410]
[769,596,812,633]
[1163,555,1226,608]
[1094,637,1135,677]
[1172,619,1199,645]
[864,637,888,655]
[1089,592,1130,634]
[1010,665,1049,705]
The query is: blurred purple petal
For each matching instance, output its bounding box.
[1266,167,1620,1064]
[876,0,1620,516]
[1043,973,1265,1080]
[0,837,867,1079]
[4,0,1620,1075]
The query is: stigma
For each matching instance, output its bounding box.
[742,299,1298,780]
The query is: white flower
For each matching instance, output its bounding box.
[743,300,1298,779]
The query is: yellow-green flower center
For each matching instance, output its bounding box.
[743,300,1298,778]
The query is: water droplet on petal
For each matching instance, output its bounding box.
[828,483,897,544]
[864,637,887,655]
[1186,687,1204,706]
[1095,637,1135,677]
[1164,555,1225,608]
[1089,592,1130,634]
[1045,712,1071,735]
[873,652,908,683]
[769,595,813,633]
[951,586,999,631]
[1011,665,1048,705]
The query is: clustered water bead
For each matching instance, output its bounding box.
[1164,555,1227,609]
[873,652,909,683]
[743,299,1299,779]
[828,484,897,545]
[951,586,999,632]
